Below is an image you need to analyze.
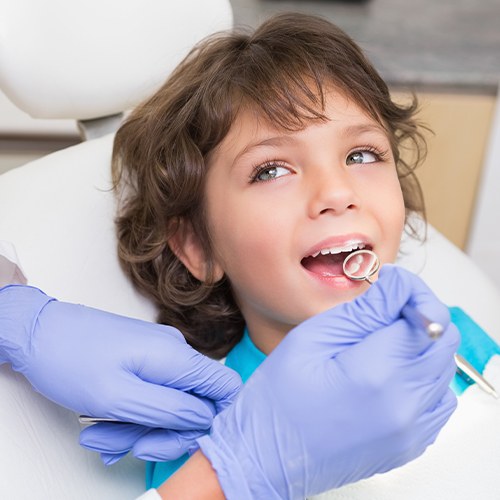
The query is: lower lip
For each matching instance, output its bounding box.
[302,267,364,290]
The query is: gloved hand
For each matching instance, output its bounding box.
[0,284,242,461]
[197,265,460,499]
[80,423,205,465]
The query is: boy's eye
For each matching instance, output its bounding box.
[252,162,292,182]
[346,150,379,165]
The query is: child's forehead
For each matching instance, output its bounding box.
[229,90,388,139]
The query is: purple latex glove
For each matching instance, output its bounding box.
[80,423,204,465]
[0,284,241,460]
[197,265,460,499]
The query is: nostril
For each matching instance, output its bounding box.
[319,203,356,215]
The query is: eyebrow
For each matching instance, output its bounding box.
[234,135,295,164]
[339,123,388,139]
[232,121,389,165]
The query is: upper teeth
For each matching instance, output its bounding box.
[311,242,366,258]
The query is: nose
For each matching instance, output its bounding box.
[306,165,361,218]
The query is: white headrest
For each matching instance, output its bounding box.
[0,0,233,120]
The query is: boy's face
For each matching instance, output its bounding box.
[187,91,405,353]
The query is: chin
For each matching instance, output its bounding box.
[305,293,360,319]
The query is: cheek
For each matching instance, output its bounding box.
[206,196,279,275]
[209,208,298,308]
[222,217,281,270]
[395,183,407,227]
[381,181,406,258]
[388,182,406,223]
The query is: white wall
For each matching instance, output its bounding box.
[467,83,500,285]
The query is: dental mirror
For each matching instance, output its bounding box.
[342,249,380,284]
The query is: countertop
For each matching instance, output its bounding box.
[231,0,500,93]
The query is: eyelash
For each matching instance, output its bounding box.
[249,146,390,184]
[346,145,389,164]
[249,160,291,184]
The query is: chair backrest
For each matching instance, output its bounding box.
[0,0,233,120]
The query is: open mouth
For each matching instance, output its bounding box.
[301,242,371,277]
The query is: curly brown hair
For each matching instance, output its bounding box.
[112,12,427,358]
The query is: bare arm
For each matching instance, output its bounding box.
[156,450,225,499]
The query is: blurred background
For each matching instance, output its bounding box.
[1,0,499,282]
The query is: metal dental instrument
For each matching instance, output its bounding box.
[78,415,126,425]
[454,354,498,399]
[342,249,498,398]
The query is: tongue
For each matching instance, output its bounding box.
[302,252,346,277]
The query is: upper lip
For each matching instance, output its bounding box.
[302,234,373,259]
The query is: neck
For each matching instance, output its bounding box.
[244,317,293,355]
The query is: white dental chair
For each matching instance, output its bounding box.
[0,1,232,498]
[0,1,498,498]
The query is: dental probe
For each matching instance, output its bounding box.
[454,353,499,399]
[343,249,498,399]
[78,415,127,425]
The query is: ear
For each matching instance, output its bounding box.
[168,218,224,283]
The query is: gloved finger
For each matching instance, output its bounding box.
[412,359,458,413]
[405,388,457,459]
[80,422,204,462]
[97,379,218,429]
[419,387,458,440]
[402,286,451,334]
[377,388,457,475]
[132,429,205,461]
[331,318,455,390]
[377,319,459,373]
[347,264,448,332]
[386,353,457,431]
[136,345,242,413]
[100,452,129,466]
[376,265,454,345]
[408,323,460,378]
[80,422,152,454]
